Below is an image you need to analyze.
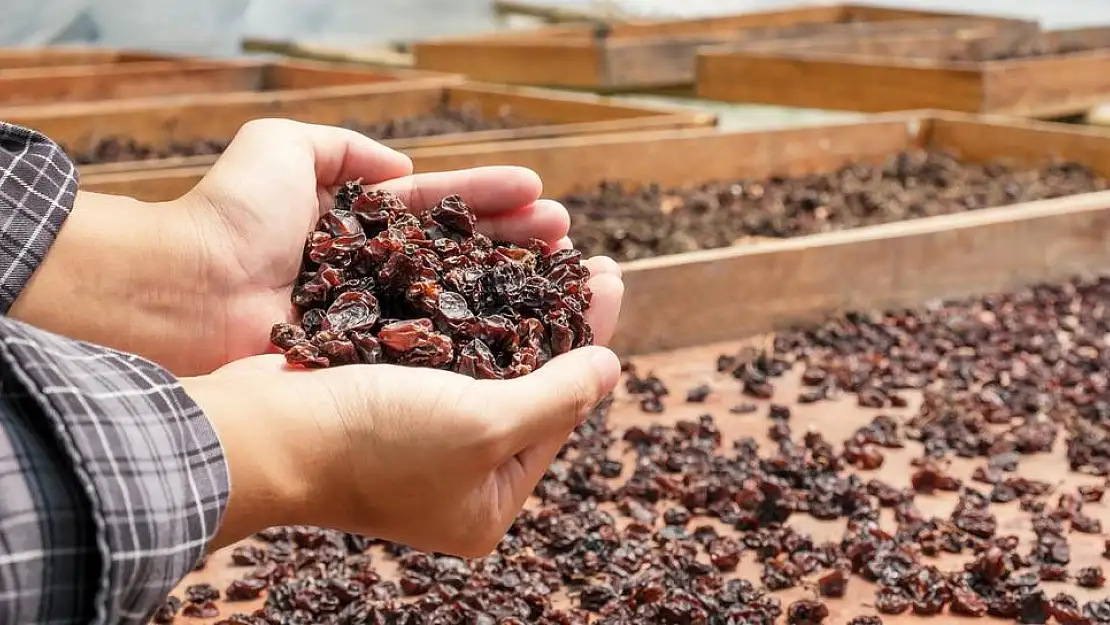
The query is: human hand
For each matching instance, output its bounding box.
[182,119,591,376]
[182,262,622,556]
[13,119,592,377]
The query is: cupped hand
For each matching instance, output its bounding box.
[13,118,603,376]
[178,118,599,375]
[185,257,623,557]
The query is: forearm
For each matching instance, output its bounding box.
[1,122,221,376]
[0,315,229,624]
[179,370,311,549]
[8,191,218,370]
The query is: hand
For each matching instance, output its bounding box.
[13,119,596,376]
[182,277,623,557]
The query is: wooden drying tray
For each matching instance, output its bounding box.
[0,58,457,107]
[0,45,180,70]
[41,82,713,176]
[169,334,1110,625]
[696,25,1110,118]
[82,111,1110,357]
[410,3,1021,91]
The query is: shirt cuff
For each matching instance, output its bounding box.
[0,122,79,314]
[0,316,229,624]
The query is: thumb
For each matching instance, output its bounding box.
[192,119,413,214]
[495,346,621,450]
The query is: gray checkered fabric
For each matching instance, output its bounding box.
[0,123,77,314]
[0,122,230,625]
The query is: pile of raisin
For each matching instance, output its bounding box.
[270,181,593,379]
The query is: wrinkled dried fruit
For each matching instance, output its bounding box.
[272,183,593,378]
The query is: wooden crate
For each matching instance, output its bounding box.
[0,59,457,107]
[411,4,1025,91]
[0,46,178,70]
[31,83,713,175]
[82,111,1110,356]
[696,25,1110,117]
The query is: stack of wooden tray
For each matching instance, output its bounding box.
[411,3,1021,91]
[7,80,714,176]
[696,23,1110,117]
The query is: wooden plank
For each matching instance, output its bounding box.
[697,26,1110,118]
[617,191,1110,354]
[0,46,179,70]
[80,166,214,200]
[0,60,263,106]
[78,119,901,199]
[721,18,1039,55]
[406,117,917,194]
[982,52,1110,117]
[260,60,456,89]
[41,83,710,174]
[925,112,1110,174]
[0,59,458,108]
[698,53,986,113]
[412,3,1020,90]
[412,39,604,88]
[96,109,1110,202]
[600,18,1034,91]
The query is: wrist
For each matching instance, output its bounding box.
[180,368,316,548]
[9,191,219,374]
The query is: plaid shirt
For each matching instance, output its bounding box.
[0,123,229,625]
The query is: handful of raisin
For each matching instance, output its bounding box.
[270,181,594,379]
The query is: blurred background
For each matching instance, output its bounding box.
[2,0,1105,57]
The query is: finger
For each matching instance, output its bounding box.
[298,123,413,187]
[584,273,624,346]
[554,237,574,250]
[497,434,568,524]
[368,166,541,215]
[478,199,570,244]
[584,255,622,278]
[216,118,413,186]
[490,346,621,452]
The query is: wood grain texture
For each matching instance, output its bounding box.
[0,59,460,110]
[696,25,1110,118]
[983,52,1110,117]
[615,192,1110,354]
[0,46,175,70]
[696,54,986,113]
[57,83,713,176]
[411,3,1009,89]
[0,60,264,107]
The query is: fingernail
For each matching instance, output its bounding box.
[589,347,621,392]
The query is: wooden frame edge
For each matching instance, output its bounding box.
[613,191,1110,354]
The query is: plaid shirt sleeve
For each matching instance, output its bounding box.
[0,122,231,625]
